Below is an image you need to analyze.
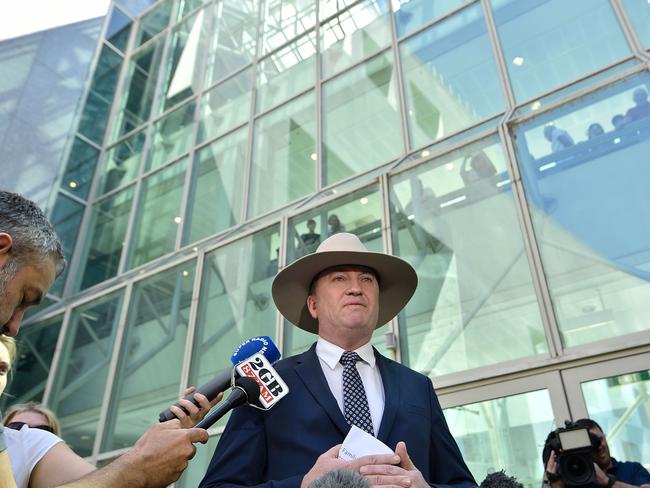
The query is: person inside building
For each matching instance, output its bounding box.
[543,418,650,488]
[4,403,61,437]
[624,87,650,122]
[543,124,575,153]
[301,219,321,251]
[199,232,476,488]
[327,214,346,236]
[0,190,219,488]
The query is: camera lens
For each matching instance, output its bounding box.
[563,454,593,484]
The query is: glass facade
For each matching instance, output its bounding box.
[12,0,650,477]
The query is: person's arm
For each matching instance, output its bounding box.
[0,450,17,488]
[592,463,650,488]
[28,442,95,488]
[55,420,208,488]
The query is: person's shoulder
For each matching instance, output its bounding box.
[14,426,62,448]
[273,345,316,372]
[374,350,430,384]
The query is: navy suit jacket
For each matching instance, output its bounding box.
[199,344,475,488]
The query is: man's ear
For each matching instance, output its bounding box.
[306,295,318,320]
[0,234,13,266]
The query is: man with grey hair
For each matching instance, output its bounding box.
[0,190,213,487]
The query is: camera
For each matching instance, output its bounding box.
[543,421,601,486]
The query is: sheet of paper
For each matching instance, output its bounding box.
[338,425,394,461]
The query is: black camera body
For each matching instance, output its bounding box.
[544,421,600,487]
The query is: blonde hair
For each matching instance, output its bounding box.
[3,402,61,436]
[0,335,16,365]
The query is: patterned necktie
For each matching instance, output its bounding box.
[340,351,374,435]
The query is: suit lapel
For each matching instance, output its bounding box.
[376,349,400,443]
[294,343,350,436]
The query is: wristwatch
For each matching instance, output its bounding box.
[606,474,616,488]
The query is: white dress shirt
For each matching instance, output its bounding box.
[315,337,385,435]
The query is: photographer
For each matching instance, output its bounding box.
[543,419,650,488]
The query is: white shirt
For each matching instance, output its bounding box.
[5,425,63,488]
[316,337,385,435]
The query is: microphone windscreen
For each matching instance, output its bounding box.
[308,470,371,488]
[231,336,281,365]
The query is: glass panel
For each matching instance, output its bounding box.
[175,0,208,21]
[284,186,388,357]
[23,296,57,321]
[49,195,85,296]
[400,3,505,150]
[581,370,650,467]
[98,129,146,196]
[158,10,209,114]
[492,0,631,103]
[256,32,316,113]
[198,68,252,143]
[185,127,247,245]
[106,6,132,52]
[259,0,316,55]
[49,292,124,457]
[622,0,650,49]
[513,75,650,348]
[134,0,172,47]
[101,262,195,451]
[176,434,220,488]
[204,0,258,86]
[248,91,316,218]
[78,187,134,290]
[189,226,280,427]
[394,0,465,37]
[320,0,356,19]
[129,159,187,268]
[444,390,555,488]
[118,0,157,18]
[323,52,402,186]
[61,138,99,200]
[0,315,63,410]
[78,45,123,145]
[112,37,165,139]
[321,0,391,78]
[390,137,546,376]
[148,100,196,170]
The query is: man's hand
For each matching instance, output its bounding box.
[359,441,428,488]
[593,462,609,486]
[170,387,223,428]
[545,451,565,488]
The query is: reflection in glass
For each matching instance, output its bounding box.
[321,0,391,78]
[400,3,505,149]
[49,292,124,457]
[492,0,630,103]
[284,187,388,358]
[98,129,146,195]
[199,68,252,142]
[256,32,316,113]
[148,101,196,170]
[189,226,280,426]
[444,390,554,488]
[186,127,247,245]
[0,316,63,410]
[102,262,195,451]
[514,75,650,348]
[248,91,316,218]
[204,0,258,86]
[393,0,465,37]
[323,52,402,185]
[158,10,209,114]
[60,137,99,200]
[258,0,316,55]
[78,187,134,290]
[622,0,650,49]
[134,0,172,47]
[79,45,123,144]
[130,159,187,268]
[49,195,85,296]
[106,6,132,52]
[112,38,165,139]
[390,138,546,376]
[581,370,650,467]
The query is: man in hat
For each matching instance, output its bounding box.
[199,233,475,488]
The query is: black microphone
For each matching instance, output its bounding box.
[195,377,261,430]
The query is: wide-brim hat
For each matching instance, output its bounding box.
[272,233,418,333]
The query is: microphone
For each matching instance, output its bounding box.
[158,336,281,422]
[307,469,371,488]
[195,377,261,429]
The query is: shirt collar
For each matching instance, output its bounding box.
[316,337,376,370]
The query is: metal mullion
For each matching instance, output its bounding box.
[147,20,174,122]
[192,120,248,154]
[201,219,281,257]
[128,250,199,286]
[90,180,136,205]
[179,248,206,391]
[379,173,400,363]
[116,175,144,275]
[275,215,289,354]
[497,125,563,358]
[320,46,392,85]
[74,132,103,150]
[395,0,478,43]
[288,179,381,220]
[318,0,372,26]
[240,0,265,221]
[140,149,190,180]
[317,154,396,192]
[388,0,411,155]
[92,281,134,458]
[482,0,516,111]
[201,62,255,96]
[150,92,199,126]
[251,85,314,121]
[56,189,88,206]
[610,0,650,64]
[42,307,73,406]
[315,0,323,191]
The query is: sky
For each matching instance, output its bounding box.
[0,0,111,41]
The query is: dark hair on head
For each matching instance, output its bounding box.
[480,471,524,488]
[0,191,65,276]
[572,418,604,433]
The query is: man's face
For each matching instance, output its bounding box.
[590,426,611,470]
[307,265,379,348]
[0,255,56,337]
